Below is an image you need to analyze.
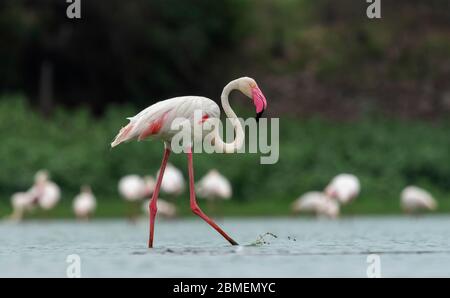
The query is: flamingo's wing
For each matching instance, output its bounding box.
[38,182,61,210]
[111,96,219,147]
[111,99,177,147]
[419,193,437,210]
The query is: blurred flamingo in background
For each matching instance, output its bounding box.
[73,186,97,220]
[196,169,232,201]
[9,192,36,221]
[325,174,360,204]
[119,175,156,220]
[111,77,267,247]
[292,191,340,219]
[30,170,61,211]
[401,186,437,214]
[196,169,232,216]
[142,199,177,219]
[9,170,60,220]
[119,175,156,201]
[159,163,185,196]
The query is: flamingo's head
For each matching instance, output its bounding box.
[238,77,267,122]
[34,170,49,185]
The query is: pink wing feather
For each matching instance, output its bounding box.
[111,96,220,148]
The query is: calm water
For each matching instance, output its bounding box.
[1,216,450,277]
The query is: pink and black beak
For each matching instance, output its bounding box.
[251,85,267,122]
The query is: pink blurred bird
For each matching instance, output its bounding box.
[325,173,360,204]
[73,186,97,220]
[111,77,267,248]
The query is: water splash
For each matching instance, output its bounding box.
[287,236,297,242]
[249,232,278,246]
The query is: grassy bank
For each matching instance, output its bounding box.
[1,195,449,219]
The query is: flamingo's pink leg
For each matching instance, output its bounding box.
[148,147,171,248]
[187,150,238,246]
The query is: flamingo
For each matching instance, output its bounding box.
[111,76,267,247]
[29,170,61,211]
[196,169,232,217]
[196,169,232,201]
[325,173,360,204]
[401,186,437,213]
[142,199,177,218]
[9,192,36,221]
[73,186,97,220]
[118,175,156,201]
[8,170,60,220]
[119,175,156,220]
[159,163,185,196]
[292,191,340,219]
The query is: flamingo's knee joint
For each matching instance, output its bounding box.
[191,206,202,215]
[149,204,158,216]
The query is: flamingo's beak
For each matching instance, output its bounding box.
[251,85,267,122]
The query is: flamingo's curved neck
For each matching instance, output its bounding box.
[214,80,244,153]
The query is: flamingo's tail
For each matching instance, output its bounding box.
[111,123,135,148]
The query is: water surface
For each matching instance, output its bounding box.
[1,216,449,277]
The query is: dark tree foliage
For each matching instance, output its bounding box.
[0,0,449,119]
[0,0,249,112]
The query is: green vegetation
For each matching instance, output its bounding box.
[1,96,449,218]
[1,1,449,118]
[1,0,449,219]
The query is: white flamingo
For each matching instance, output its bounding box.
[9,192,36,221]
[142,199,177,218]
[111,77,267,247]
[292,191,340,219]
[401,186,437,213]
[159,163,185,196]
[29,170,61,210]
[8,170,60,220]
[118,175,156,202]
[73,186,97,220]
[325,173,360,204]
[119,175,156,220]
[196,169,232,201]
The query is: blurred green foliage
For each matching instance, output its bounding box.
[0,1,449,118]
[0,1,449,216]
[0,0,251,111]
[0,96,449,216]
